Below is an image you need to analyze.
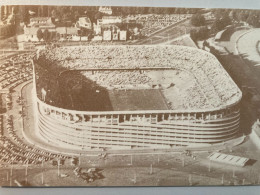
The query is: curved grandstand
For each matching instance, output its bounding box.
[33,45,242,150]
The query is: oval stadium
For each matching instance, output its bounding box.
[32,45,242,150]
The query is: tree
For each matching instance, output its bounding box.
[23,7,30,24]
[197,26,209,40]
[49,31,56,41]
[190,27,209,42]
[190,13,206,26]
[36,29,43,41]
[190,29,198,41]
[43,29,50,42]
[246,11,260,27]
[56,33,61,41]
[210,14,232,34]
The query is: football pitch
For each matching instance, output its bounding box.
[108,89,169,111]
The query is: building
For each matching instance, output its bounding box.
[56,27,79,41]
[23,26,80,42]
[29,17,55,28]
[75,17,92,30]
[24,27,41,42]
[98,6,112,15]
[33,45,242,151]
[97,16,122,26]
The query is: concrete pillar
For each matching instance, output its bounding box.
[168,114,170,121]
[81,114,84,122]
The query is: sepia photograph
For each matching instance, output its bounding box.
[0,2,260,188]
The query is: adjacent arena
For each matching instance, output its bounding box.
[32,45,242,150]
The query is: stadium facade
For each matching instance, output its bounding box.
[32,45,242,150]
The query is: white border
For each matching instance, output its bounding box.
[0,0,260,10]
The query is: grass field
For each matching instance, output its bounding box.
[109,89,169,111]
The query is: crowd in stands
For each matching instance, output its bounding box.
[82,71,152,88]
[36,45,241,110]
[134,14,190,36]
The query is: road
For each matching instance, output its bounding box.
[237,29,260,66]
[133,18,191,45]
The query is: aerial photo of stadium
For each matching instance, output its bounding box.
[33,45,242,150]
[1,4,260,187]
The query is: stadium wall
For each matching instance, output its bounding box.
[34,88,241,150]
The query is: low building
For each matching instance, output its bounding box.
[119,31,127,41]
[29,17,55,28]
[24,26,80,42]
[24,27,41,42]
[75,17,92,30]
[98,6,112,15]
[56,27,79,41]
[103,30,111,41]
[97,16,122,26]
[93,23,102,35]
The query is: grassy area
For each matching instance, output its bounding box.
[109,89,168,111]
[2,143,260,187]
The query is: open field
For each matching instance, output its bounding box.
[2,135,260,187]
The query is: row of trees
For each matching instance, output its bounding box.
[190,9,260,42]
[36,28,93,42]
[36,29,60,42]
[21,5,203,25]
[113,7,202,15]
[212,9,260,28]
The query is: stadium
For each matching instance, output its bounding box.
[32,45,242,150]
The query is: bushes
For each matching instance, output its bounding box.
[190,13,206,26]
[190,26,209,41]
[210,14,232,34]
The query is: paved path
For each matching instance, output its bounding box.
[133,18,190,45]
[237,28,260,66]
